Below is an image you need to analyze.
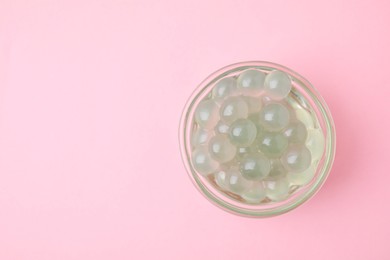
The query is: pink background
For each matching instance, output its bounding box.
[0,0,389,259]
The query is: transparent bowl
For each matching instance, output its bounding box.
[179,61,336,217]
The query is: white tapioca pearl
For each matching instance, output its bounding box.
[281,145,312,173]
[235,146,253,160]
[258,132,288,158]
[295,108,315,129]
[191,128,213,147]
[220,97,249,124]
[287,163,317,186]
[214,168,229,190]
[237,69,266,95]
[242,182,266,204]
[225,169,252,194]
[191,146,219,176]
[306,129,325,160]
[209,135,237,163]
[265,177,290,201]
[259,103,290,131]
[266,160,288,180]
[285,97,315,129]
[283,121,308,144]
[212,77,237,100]
[264,70,292,100]
[243,96,262,114]
[239,153,271,181]
[194,100,220,129]
[229,119,257,147]
[215,121,230,135]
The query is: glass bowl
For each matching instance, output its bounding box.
[179,61,336,217]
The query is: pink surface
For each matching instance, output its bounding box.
[0,0,389,259]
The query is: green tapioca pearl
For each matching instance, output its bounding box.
[283,121,308,144]
[259,103,290,131]
[229,118,257,147]
[239,153,271,181]
[194,99,220,129]
[220,97,249,124]
[209,135,237,163]
[257,131,288,158]
[265,177,290,202]
[281,145,312,173]
[266,159,288,180]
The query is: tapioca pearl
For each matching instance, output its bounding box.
[220,97,249,124]
[264,70,292,100]
[214,168,229,190]
[212,77,237,100]
[225,169,252,194]
[266,159,288,180]
[265,177,290,201]
[243,96,262,114]
[237,69,266,95]
[239,154,271,181]
[262,95,291,106]
[281,145,312,173]
[209,135,237,163]
[191,146,219,176]
[194,100,220,129]
[237,147,250,157]
[235,146,254,160]
[224,146,252,167]
[283,121,308,144]
[229,119,257,147]
[259,103,290,131]
[248,115,263,133]
[215,121,230,135]
[258,132,288,158]
[191,128,213,147]
[242,182,267,204]
[262,95,272,103]
[306,129,325,160]
[295,107,315,129]
[287,162,318,186]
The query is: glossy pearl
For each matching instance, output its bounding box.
[283,121,307,144]
[243,96,262,114]
[295,107,315,129]
[266,160,287,180]
[191,128,212,147]
[226,169,252,194]
[229,119,257,147]
[264,70,292,100]
[239,154,271,181]
[214,169,229,190]
[212,77,236,99]
[215,121,230,135]
[220,97,249,124]
[259,103,290,131]
[242,182,266,204]
[191,146,219,176]
[281,145,312,173]
[209,135,237,163]
[258,132,288,157]
[237,69,266,95]
[248,114,261,128]
[265,178,290,201]
[306,129,325,160]
[287,163,317,186]
[194,100,220,129]
[236,147,252,159]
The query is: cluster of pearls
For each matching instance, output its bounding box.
[191,69,325,204]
